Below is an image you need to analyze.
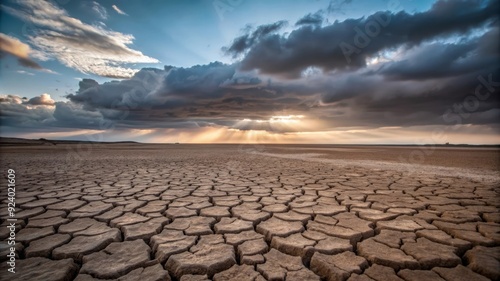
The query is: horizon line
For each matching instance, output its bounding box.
[1,137,499,147]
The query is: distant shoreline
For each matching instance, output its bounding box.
[0,137,499,147]
[0,137,138,146]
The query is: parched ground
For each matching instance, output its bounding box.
[0,144,499,281]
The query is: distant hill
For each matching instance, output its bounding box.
[0,137,139,146]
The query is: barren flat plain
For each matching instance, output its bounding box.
[1,144,499,281]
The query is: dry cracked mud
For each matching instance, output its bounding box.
[0,144,499,280]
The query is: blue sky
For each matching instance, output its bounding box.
[0,0,498,144]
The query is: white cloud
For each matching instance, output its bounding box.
[29,48,51,61]
[2,0,158,78]
[17,70,35,75]
[25,93,56,106]
[92,1,108,20]
[112,5,128,16]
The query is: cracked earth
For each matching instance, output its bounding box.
[0,144,499,281]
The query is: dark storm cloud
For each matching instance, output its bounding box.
[223,21,288,57]
[67,63,238,111]
[51,102,105,128]
[0,93,105,130]
[322,70,500,128]
[376,27,499,80]
[220,75,262,89]
[59,62,312,131]
[305,18,499,129]
[295,12,323,26]
[0,95,55,127]
[158,62,236,97]
[235,0,498,76]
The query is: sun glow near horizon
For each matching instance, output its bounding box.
[133,123,500,145]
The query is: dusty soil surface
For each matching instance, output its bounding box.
[0,144,499,281]
[262,144,500,172]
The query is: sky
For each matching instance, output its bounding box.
[0,0,498,144]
